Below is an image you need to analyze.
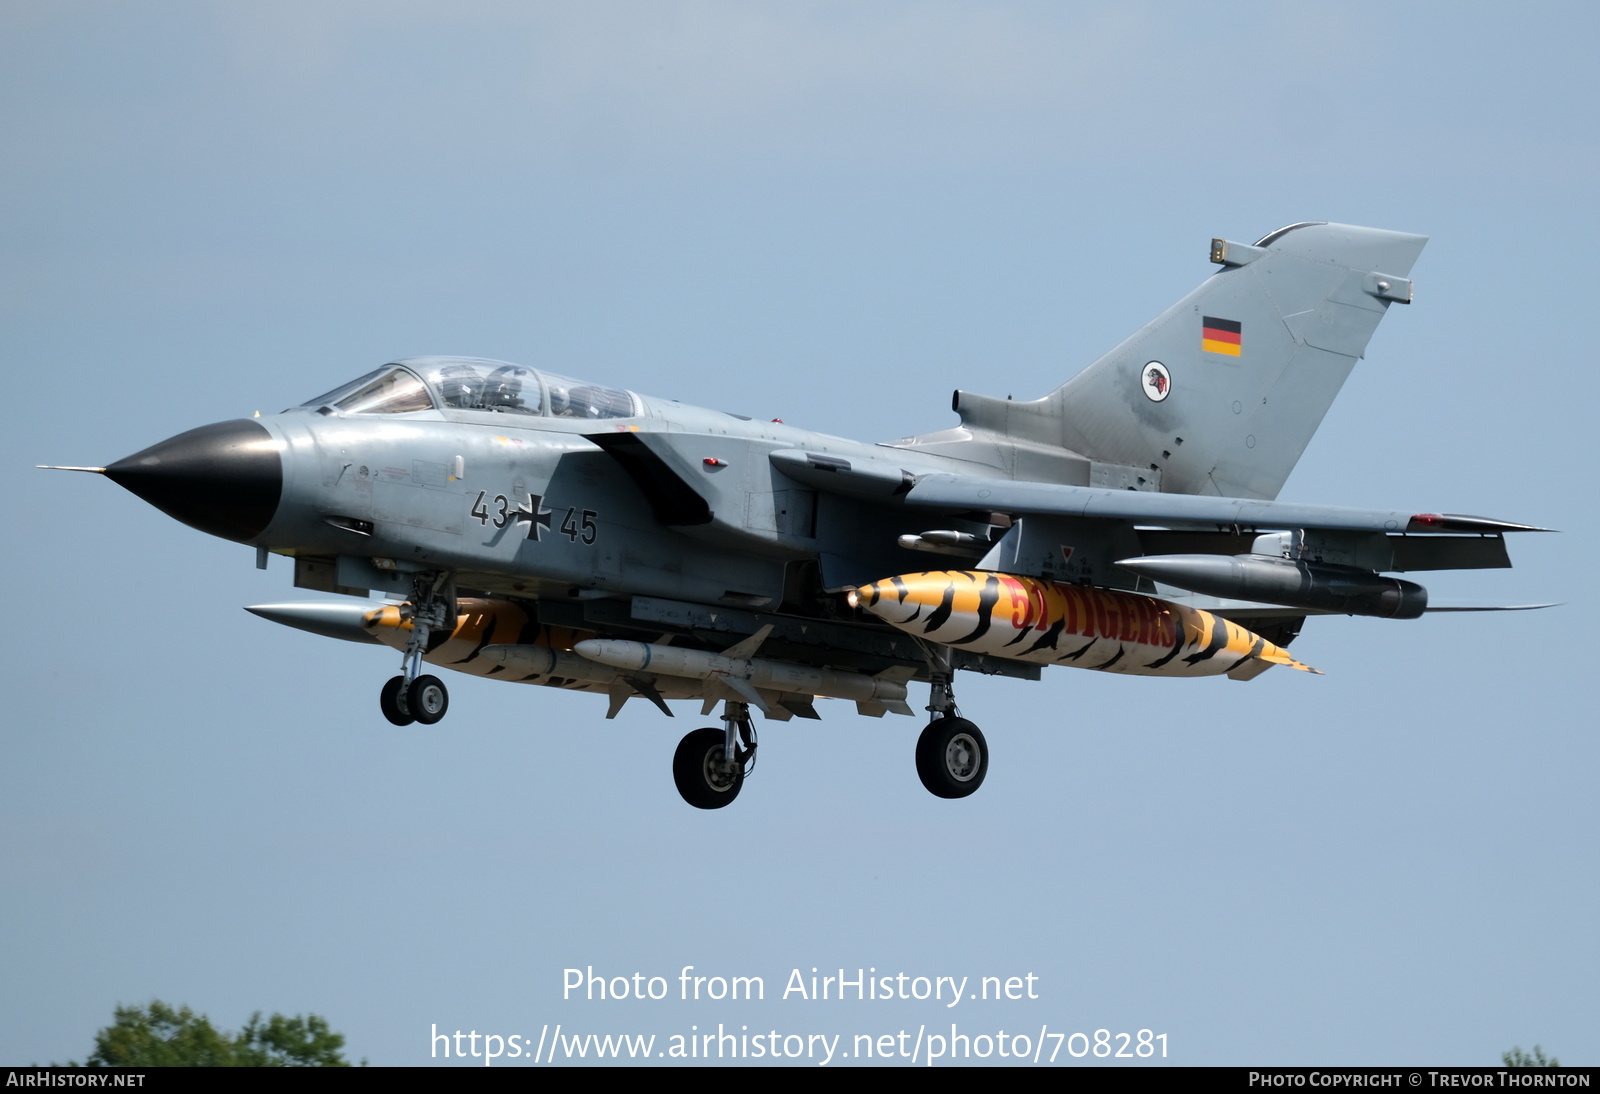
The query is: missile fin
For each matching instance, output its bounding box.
[605,689,630,719]
[760,686,798,717]
[624,675,674,717]
[704,675,774,716]
[779,695,821,720]
[720,624,774,660]
[873,664,919,684]
[855,700,887,718]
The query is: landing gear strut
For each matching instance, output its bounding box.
[672,701,757,809]
[379,573,454,727]
[914,644,988,798]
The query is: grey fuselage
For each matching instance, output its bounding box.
[251,362,1006,611]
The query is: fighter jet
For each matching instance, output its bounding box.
[47,222,1549,809]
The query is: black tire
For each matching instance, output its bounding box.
[407,674,449,725]
[915,717,988,799]
[672,727,743,809]
[380,676,414,726]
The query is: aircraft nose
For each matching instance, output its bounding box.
[105,419,284,542]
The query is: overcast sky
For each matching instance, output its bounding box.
[2,1,1594,1067]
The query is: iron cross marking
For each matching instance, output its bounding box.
[514,493,554,541]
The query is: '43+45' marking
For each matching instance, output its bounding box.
[471,491,597,544]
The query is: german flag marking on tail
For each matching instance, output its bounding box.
[1201,316,1242,356]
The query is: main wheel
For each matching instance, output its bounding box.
[407,675,449,725]
[672,727,743,809]
[380,676,414,726]
[915,717,988,798]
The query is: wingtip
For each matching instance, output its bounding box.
[1423,602,1563,613]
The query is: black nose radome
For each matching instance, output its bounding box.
[106,419,283,543]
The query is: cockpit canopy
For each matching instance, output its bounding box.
[300,357,638,419]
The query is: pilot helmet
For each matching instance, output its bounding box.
[436,364,484,409]
[483,366,528,411]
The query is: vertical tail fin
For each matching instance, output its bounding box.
[903,223,1426,500]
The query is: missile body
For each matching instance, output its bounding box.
[474,643,704,699]
[574,638,913,712]
[1114,554,1428,619]
[852,571,1317,679]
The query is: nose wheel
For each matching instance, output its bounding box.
[380,676,413,726]
[407,675,449,724]
[379,673,450,727]
[378,573,454,727]
[378,674,449,726]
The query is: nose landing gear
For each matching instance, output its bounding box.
[378,574,454,727]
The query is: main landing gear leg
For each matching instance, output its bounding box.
[672,701,756,809]
[915,643,988,799]
[379,572,455,727]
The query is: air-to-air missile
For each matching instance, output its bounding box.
[848,571,1318,681]
[574,630,915,718]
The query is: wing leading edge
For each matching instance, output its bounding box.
[900,473,1549,536]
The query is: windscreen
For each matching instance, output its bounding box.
[299,358,638,419]
[329,368,435,415]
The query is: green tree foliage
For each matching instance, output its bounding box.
[78,1001,357,1067]
[1503,1045,1560,1067]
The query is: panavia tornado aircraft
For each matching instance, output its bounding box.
[48,222,1548,808]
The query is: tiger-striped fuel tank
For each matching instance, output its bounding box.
[850,571,1318,680]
